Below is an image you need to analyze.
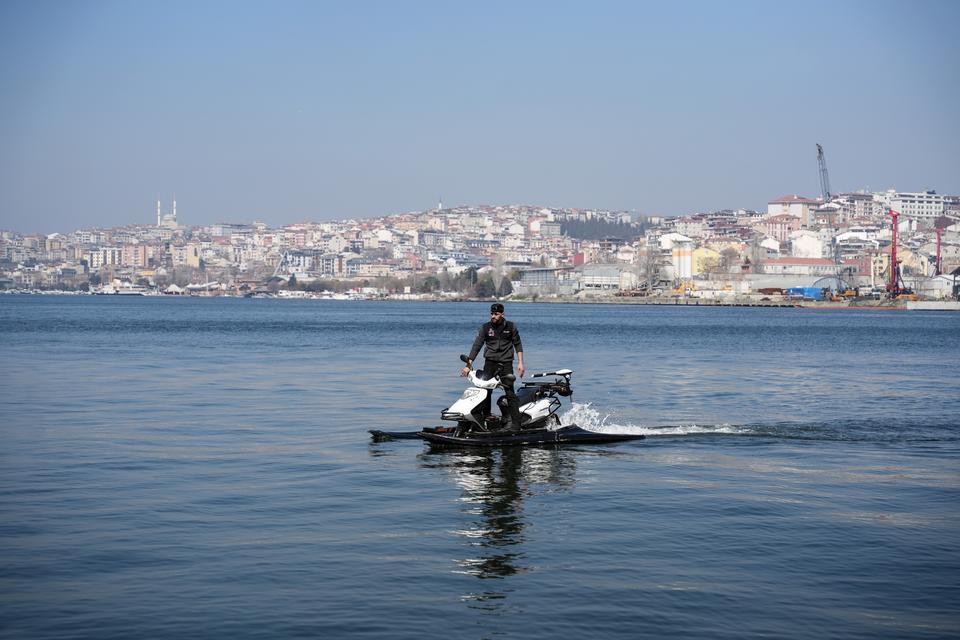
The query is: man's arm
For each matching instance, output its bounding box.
[461,325,486,375]
[513,323,525,377]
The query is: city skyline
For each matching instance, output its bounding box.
[2,0,959,234]
[0,189,954,237]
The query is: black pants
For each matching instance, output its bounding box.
[482,359,521,426]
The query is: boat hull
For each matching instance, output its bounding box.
[369,429,422,441]
[416,425,644,447]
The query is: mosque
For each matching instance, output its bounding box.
[157,199,178,229]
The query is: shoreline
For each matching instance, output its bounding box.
[6,289,960,310]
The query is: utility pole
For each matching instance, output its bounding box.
[935,227,943,276]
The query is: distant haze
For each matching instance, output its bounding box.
[1,0,958,234]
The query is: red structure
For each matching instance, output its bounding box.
[887,209,900,294]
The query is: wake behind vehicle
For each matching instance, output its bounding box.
[370,356,645,447]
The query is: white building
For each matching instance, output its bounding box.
[789,230,823,258]
[762,257,844,277]
[836,193,884,221]
[87,246,123,268]
[659,233,694,280]
[579,264,631,291]
[760,237,781,255]
[888,191,947,226]
[836,226,883,243]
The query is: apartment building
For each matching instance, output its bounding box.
[890,191,946,226]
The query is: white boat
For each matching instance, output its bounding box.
[95,282,147,295]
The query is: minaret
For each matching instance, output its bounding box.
[172,197,177,224]
[157,199,162,226]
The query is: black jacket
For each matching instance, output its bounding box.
[469,319,523,363]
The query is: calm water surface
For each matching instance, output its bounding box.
[1,296,958,639]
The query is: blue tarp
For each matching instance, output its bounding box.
[787,287,825,300]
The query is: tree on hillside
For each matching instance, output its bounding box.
[491,254,506,296]
[419,276,440,293]
[474,276,496,298]
[640,246,663,287]
[749,237,766,274]
[719,248,740,273]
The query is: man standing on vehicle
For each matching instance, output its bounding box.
[460,302,525,432]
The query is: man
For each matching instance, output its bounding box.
[461,302,525,431]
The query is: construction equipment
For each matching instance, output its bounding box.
[816,143,832,202]
[887,209,902,295]
[819,143,848,296]
[672,279,696,296]
[272,251,290,278]
[885,209,916,299]
[828,288,859,302]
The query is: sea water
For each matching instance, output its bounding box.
[1,296,958,639]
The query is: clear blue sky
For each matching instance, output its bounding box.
[1,0,958,233]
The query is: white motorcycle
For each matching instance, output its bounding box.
[370,356,645,446]
[441,354,573,432]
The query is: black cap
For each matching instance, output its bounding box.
[490,302,504,313]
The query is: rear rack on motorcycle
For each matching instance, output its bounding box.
[522,369,573,397]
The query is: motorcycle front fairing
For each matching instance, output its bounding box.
[440,370,499,426]
[441,386,489,424]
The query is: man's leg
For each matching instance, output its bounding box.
[498,362,522,431]
[480,360,499,420]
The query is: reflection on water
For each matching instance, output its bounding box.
[418,446,578,606]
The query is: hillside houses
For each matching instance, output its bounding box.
[2,191,959,297]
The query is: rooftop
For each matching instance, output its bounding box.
[769,194,820,205]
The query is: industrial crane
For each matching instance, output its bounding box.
[816,143,832,202]
[272,251,291,278]
[817,143,847,295]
